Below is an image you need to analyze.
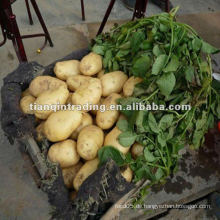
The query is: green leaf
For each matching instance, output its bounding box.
[156,72,176,97]
[192,38,202,52]
[159,114,174,130]
[192,130,204,149]
[144,148,156,162]
[185,66,195,83]
[131,31,145,53]
[98,146,125,166]
[148,112,160,134]
[132,55,151,77]
[92,45,105,55]
[140,40,153,50]
[113,61,119,71]
[153,45,163,57]
[152,54,167,75]
[155,168,164,180]
[135,111,147,133]
[163,55,179,73]
[201,41,219,54]
[118,131,137,147]
[117,119,129,132]
[157,132,166,147]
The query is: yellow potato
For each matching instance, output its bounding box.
[100,71,128,96]
[48,139,80,168]
[131,143,144,159]
[72,78,102,111]
[20,95,36,114]
[21,88,31,97]
[29,76,67,97]
[70,112,93,140]
[62,161,83,188]
[79,52,102,76]
[123,76,143,97]
[34,86,69,120]
[66,92,73,104]
[54,60,80,80]
[36,121,46,142]
[96,93,121,130]
[97,70,105,78]
[66,75,92,91]
[104,126,130,154]
[121,166,133,182]
[44,110,82,142]
[90,97,104,115]
[77,125,104,160]
[73,158,99,191]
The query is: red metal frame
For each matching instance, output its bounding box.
[97,0,170,36]
[0,0,53,63]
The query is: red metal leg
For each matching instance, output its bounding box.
[81,0,85,21]
[30,0,53,47]
[25,0,34,25]
[6,12,27,62]
[97,0,116,36]
[165,0,169,12]
[132,0,148,20]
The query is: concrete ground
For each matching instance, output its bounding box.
[0,0,220,219]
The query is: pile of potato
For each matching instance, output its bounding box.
[20,52,143,194]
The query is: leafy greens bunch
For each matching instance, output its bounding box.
[93,8,220,184]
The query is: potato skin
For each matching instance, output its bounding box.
[21,88,31,97]
[70,112,93,140]
[96,93,121,130]
[20,95,36,114]
[80,52,102,76]
[66,92,73,104]
[36,121,46,142]
[29,76,67,97]
[131,143,144,159]
[97,70,104,78]
[121,166,133,182]
[72,78,102,110]
[66,75,92,91]
[100,71,128,96]
[34,86,69,120]
[44,110,82,142]
[77,125,104,160]
[90,97,104,115]
[54,60,80,80]
[123,76,143,97]
[73,158,99,191]
[62,161,83,188]
[104,126,130,154]
[48,139,80,168]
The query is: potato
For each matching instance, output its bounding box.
[36,121,45,142]
[96,93,121,130]
[90,97,104,115]
[79,52,102,76]
[104,126,130,154]
[34,86,69,120]
[97,70,104,78]
[29,76,67,97]
[21,88,31,97]
[73,158,99,191]
[70,112,93,140]
[66,92,73,104]
[44,110,82,142]
[62,161,83,188]
[121,166,133,182]
[20,95,36,114]
[77,125,104,160]
[66,75,92,91]
[54,60,80,80]
[48,139,80,168]
[72,78,102,110]
[100,71,128,96]
[131,143,144,159]
[123,76,143,97]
